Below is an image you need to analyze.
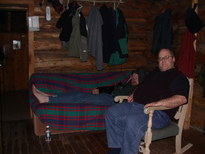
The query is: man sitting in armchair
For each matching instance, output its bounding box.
[105,48,189,154]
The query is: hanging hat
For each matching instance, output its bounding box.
[185,8,205,34]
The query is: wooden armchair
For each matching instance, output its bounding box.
[114,79,193,154]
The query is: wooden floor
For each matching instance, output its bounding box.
[1,90,205,154]
[2,120,109,154]
[1,119,205,154]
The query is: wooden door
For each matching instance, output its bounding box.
[0,9,28,92]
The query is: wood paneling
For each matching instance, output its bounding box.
[32,0,205,73]
[32,0,157,72]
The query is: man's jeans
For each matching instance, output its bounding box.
[49,91,115,106]
[105,102,171,154]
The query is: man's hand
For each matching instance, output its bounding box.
[144,102,160,109]
[92,88,99,94]
[128,94,134,102]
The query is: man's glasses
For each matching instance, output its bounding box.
[158,55,173,62]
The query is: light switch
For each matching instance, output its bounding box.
[28,16,40,31]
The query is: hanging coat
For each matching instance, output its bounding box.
[68,8,81,57]
[116,8,128,58]
[176,29,196,78]
[108,8,128,66]
[100,5,117,63]
[87,7,104,70]
[68,8,87,60]
[56,9,73,42]
[151,9,173,54]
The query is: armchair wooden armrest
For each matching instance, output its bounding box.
[114,96,129,103]
[144,106,170,114]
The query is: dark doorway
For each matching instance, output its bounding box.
[0,8,29,92]
[0,6,29,154]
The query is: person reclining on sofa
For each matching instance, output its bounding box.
[92,69,143,96]
[32,68,145,105]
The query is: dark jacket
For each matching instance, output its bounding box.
[151,9,173,54]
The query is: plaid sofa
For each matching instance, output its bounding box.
[29,71,130,135]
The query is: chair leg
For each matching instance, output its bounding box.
[180,143,193,153]
[174,133,193,154]
[142,111,154,154]
[144,135,151,154]
[144,147,150,154]
[175,133,182,154]
[139,142,150,154]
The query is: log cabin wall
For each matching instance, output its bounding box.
[33,0,194,73]
[33,0,151,73]
[190,0,205,132]
[33,0,205,73]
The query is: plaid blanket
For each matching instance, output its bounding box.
[29,71,130,130]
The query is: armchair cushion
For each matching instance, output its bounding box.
[151,122,179,141]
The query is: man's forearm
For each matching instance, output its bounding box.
[144,95,187,109]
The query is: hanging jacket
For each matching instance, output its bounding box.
[56,9,73,42]
[68,8,88,61]
[87,7,104,70]
[108,8,128,66]
[68,8,81,57]
[56,2,81,41]
[116,8,128,58]
[151,9,173,54]
[100,5,117,63]
[176,29,196,78]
